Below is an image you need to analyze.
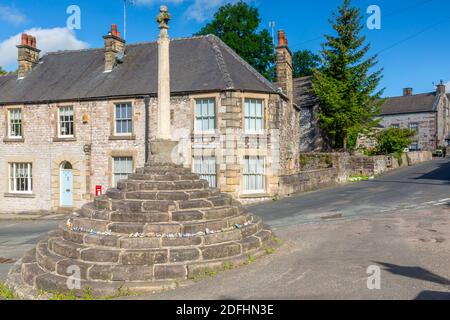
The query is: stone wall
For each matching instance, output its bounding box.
[278,151,432,198]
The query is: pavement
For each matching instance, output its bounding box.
[0,158,449,299]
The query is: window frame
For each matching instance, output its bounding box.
[409,141,420,151]
[194,98,216,134]
[114,102,133,136]
[112,156,134,188]
[244,98,265,134]
[57,106,75,138]
[7,108,23,139]
[391,124,400,129]
[243,156,266,194]
[408,122,419,132]
[9,162,33,194]
[192,156,217,188]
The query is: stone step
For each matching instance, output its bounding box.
[117,180,209,192]
[128,173,200,182]
[36,241,67,273]
[48,237,85,260]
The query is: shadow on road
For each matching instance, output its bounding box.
[374,261,450,286]
[410,160,450,185]
[415,291,450,300]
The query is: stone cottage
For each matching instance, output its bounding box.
[379,84,450,151]
[0,11,302,213]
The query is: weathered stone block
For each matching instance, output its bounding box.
[110,211,169,223]
[72,218,109,232]
[171,210,204,222]
[125,192,157,200]
[208,195,232,207]
[84,234,119,247]
[204,207,236,220]
[201,243,241,260]
[240,236,261,253]
[173,180,207,190]
[120,250,168,265]
[240,223,259,238]
[169,248,200,263]
[188,190,212,199]
[108,223,144,234]
[56,259,92,280]
[81,248,120,263]
[161,236,202,247]
[50,239,82,259]
[157,192,189,201]
[88,265,112,281]
[144,223,182,234]
[154,265,187,280]
[142,200,176,212]
[36,242,63,272]
[140,182,174,191]
[119,237,161,249]
[106,189,124,200]
[110,266,154,281]
[204,229,242,245]
[178,200,212,210]
[111,200,143,212]
[22,262,46,286]
[62,230,85,244]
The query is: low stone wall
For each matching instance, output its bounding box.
[279,168,338,196]
[278,151,432,197]
[407,151,433,166]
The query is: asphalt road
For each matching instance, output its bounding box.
[250,158,450,228]
[0,159,449,299]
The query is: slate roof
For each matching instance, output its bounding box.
[293,76,319,108]
[381,92,437,115]
[0,35,277,105]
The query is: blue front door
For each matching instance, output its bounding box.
[61,169,73,207]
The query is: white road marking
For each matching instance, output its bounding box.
[438,198,450,202]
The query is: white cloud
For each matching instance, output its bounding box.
[0,5,28,26]
[131,0,185,6]
[185,0,243,23]
[0,28,89,70]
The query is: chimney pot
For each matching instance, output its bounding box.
[437,81,446,95]
[403,88,413,96]
[27,35,33,47]
[277,30,288,48]
[111,24,118,37]
[21,33,28,46]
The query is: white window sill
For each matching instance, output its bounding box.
[4,193,35,199]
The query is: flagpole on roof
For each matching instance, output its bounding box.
[124,0,127,40]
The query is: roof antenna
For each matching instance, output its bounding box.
[123,0,135,41]
[269,21,276,47]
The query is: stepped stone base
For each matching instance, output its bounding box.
[7,162,276,298]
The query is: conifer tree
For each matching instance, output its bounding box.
[313,0,384,150]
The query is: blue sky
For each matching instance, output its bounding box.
[0,0,449,97]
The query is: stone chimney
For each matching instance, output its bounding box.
[437,80,446,95]
[403,88,413,96]
[103,24,125,72]
[17,33,40,79]
[276,30,293,104]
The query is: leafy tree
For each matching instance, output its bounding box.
[292,50,321,78]
[312,0,384,150]
[375,128,416,155]
[0,66,6,75]
[195,1,275,80]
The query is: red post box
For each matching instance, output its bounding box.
[95,185,103,197]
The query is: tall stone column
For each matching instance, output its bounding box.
[157,6,171,140]
[149,6,178,163]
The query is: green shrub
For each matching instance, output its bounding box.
[375,128,415,155]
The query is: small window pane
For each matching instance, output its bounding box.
[243,156,265,193]
[195,99,216,132]
[245,99,264,133]
[113,157,133,187]
[9,109,22,138]
[59,106,74,137]
[115,103,133,135]
[9,163,32,193]
[193,156,216,188]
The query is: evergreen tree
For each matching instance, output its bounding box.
[313,0,384,150]
[196,1,275,80]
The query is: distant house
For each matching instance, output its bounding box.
[379,85,450,151]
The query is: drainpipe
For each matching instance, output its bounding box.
[144,96,150,163]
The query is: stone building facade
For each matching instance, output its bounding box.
[379,85,450,151]
[0,25,301,213]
